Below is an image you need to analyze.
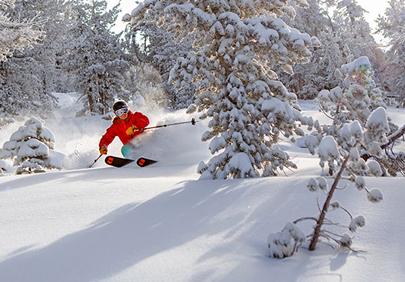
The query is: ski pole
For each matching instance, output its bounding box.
[89,154,103,168]
[143,118,197,131]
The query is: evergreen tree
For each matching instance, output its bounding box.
[333,0,378,62]
[310,56,402,176]
[0,0,46,120]
[63,0,130,115]
[319,57,385,128]
[0,57,57,118]
[122,15,194,109]
[0,0,42,61]
[12,0,72,93]
[269,107,388,257]
[377,0,405,107]
[284,0,382,100]
[132,0,316,179]
[0,118,63,174]
[283,0,346,99]
[314,57,388,173]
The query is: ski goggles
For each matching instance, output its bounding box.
[114,106,129,117]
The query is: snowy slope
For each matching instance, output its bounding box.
[0,98,404,282]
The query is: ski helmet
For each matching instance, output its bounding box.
[113,100,128,112]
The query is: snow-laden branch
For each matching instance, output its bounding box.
[382,124,405,149]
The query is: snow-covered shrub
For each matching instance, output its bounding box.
[132,0,317,179]
[268,223,305,258]
[0,118,63,174]
[269,108,389,257]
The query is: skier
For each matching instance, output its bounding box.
[99,100,149,158]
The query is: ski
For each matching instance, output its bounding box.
[104,156,157,168]
[136,157,158,167]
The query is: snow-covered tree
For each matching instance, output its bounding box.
[333,0,379,64]
[11,0,74,93]
[282,0,343,99]
[377,0,405,107]
[0,0,73,119]
[0,0,43,61]
[269,107,388,257]
[313,56,404,175]
[122,20,195,109]
[132,0,317,179]
[63,0,130,115]
[0,0,50,119]
[281,0,382,100]
[318,57,385,128]
[0,118,63,174]
[0,56,58,118]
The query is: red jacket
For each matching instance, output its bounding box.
[99,111,149,148]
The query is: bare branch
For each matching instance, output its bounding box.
[293,217,318,224]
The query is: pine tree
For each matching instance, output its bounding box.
[12,0,72,93]
[132,0,317,179]
[283,0,344,99]
[0,0,46,120]
[122,15,194,109]
[269,107,388,257]
[319,56,385,128]
[333,0,379,63]
[0,0,74,120]
[0,118,63,174]
[313,56,398,174]
[0,0,42,61]
[63,0,130,115]
[0,57,57,118]
[377,0,405,107]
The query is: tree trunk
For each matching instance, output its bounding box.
[309,155,350,251]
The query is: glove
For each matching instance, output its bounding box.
[126,125,144,136]
[99,146,108,155]
[125,126,135,136]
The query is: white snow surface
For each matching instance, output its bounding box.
[0,97,404,282]
[341,56,371,74]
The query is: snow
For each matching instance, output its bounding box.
[17,139,49,159]
[349,215,366,232]
[0,159,13,173]
[318,136,339,161]
[307,177,319,191]
[228,152,254,177]
[367,189,384,203]
[0,98,404,282]
[366,159,383,176]
[366,106,389,132]
[341,56,371,74]
[267,222,305,258]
